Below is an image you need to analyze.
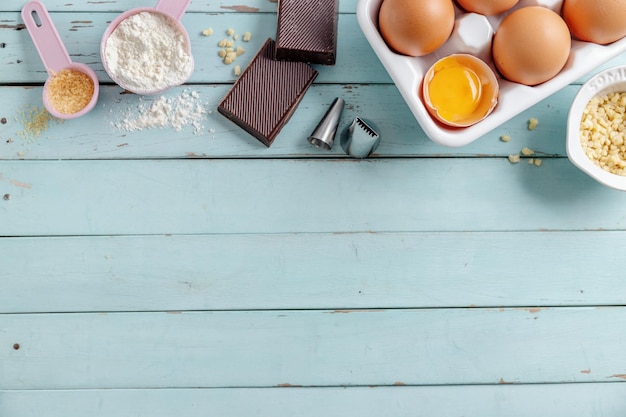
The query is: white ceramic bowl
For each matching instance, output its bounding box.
[566,66,626,190]
[356,0,626,147]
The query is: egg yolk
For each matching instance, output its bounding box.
[426,63,482,123]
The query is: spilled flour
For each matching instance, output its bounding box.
[112,90,210,134]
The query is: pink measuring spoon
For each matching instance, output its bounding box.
[21,0,99,119]
[100,0,195,95]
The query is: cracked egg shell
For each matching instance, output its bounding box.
[422,54,499,127]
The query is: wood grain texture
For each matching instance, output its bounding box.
[2,308,626,389]
[1,158,626,236]
[1,232,626,313]
[2,0,626,413]
[2,384,626,417]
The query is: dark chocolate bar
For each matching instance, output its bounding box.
[218,38,318,147]
[275,0,339,65]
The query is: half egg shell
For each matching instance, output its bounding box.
[422,54,499,127]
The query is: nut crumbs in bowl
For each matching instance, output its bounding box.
[45,68,95,115]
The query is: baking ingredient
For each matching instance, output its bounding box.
[580,92,626,176]
[378,0,454,57]
[275,0,339,65]
[508,154,520,163]
[456,0,519,15]
[103,11,193,93]
[500,135,511,142]
[217,39,318,147]
[46,68,94,114]
[528,118,539,130]
[563,0,626,45]
[422,54,498,127]
[492,7,571,86]
[215,29,249,66]
[112,90,209,134]
[202,28,213,36]
[15,105,60,141]
[521,147,534,156]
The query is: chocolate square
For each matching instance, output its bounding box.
[218,38,318,147]
[275,0,339,65]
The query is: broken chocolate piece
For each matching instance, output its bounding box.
[275,0,339,65]
[218,38,318,147]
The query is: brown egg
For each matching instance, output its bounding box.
[378,0,455,57]
[456,0,519,16]
[492,7,571,86]
[562,0,626,45]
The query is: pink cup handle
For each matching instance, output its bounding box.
[155,0,193,21]
[21,0,72,74]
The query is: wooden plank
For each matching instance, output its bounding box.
[2,384,626,417]
[0,84,575,160]
[2,307,626,389]
[1,0,359,14]
[1,232,626,313]
[2,158,626,236]
[0,12,388,84]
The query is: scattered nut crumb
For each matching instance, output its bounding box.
[500,134,511,142]
[233,33,239,41]
[226,28,235,36]
[217,39,228,48]
[202,28,213,36]
[234,65,241,76]
[528,117,539,130]
[218,50,226,58]
[521,147,534,156]
[508,154,520,164]
[243,32,252,42]
[534,158,542,167]
[528,158,534,165]
[236,46,245,56]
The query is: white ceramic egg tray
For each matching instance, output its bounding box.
[356,0,626,147]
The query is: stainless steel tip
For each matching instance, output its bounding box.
[340,117,380,158]
[308,97,345,150]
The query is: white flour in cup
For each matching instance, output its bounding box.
[104,11,193,93]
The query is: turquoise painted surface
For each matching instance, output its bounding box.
[2,0,626,416]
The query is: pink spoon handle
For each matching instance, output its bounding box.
[155,0,193,21]
[21,0,72,74]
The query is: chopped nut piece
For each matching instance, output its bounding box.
[528,158,534,165]
[233,33,239,41]
[500,134,511,142]
[218,49,227,58]
[243,32,252,42]
[528,117,539,130]
[580,92,626,176]
[234,65,241,76]
[534,158,542,167]
[224,56,234,65]
[236,46,245,56]
[218,39,228,48]
[202,28,213,36]
[521,147,534,156]
[226,28,235,36]
[508,154,520,164]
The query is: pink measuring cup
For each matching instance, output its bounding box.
[100,0,194,95]
[21,0,99,119]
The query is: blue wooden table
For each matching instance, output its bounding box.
[2,1,626,415]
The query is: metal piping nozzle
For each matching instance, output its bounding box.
[308,97,345,150]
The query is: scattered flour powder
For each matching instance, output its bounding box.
[104,11,193,93]
[112,90,210,134]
